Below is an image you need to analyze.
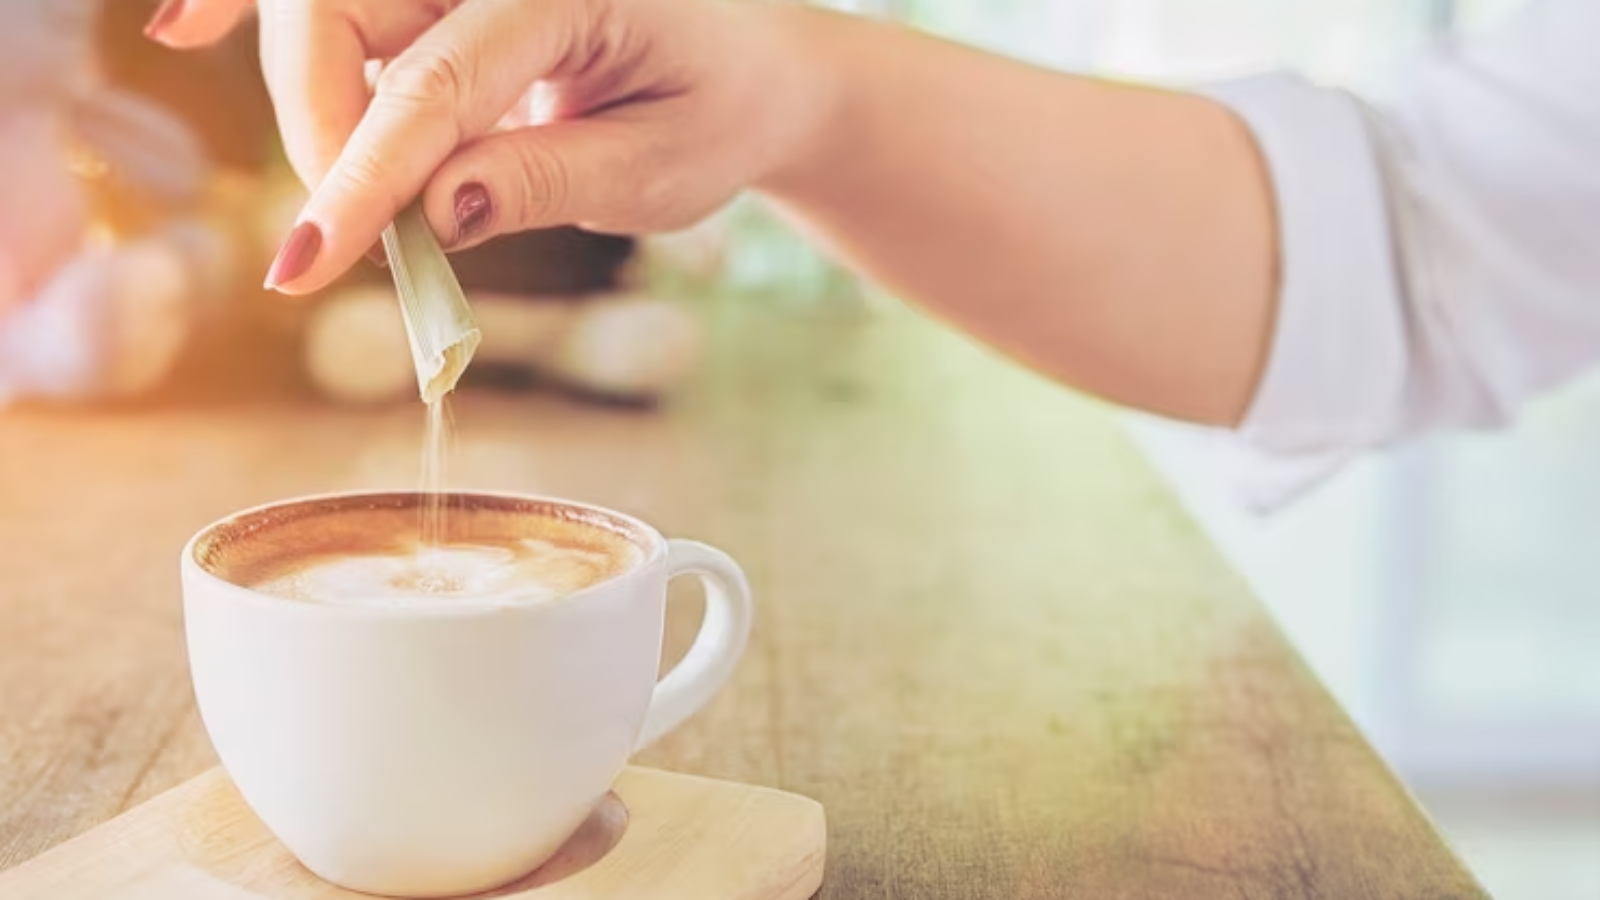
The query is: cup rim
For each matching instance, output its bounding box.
[181,490,668,619]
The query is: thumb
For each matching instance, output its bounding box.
[144,0,255,48]
[421,119,684,250]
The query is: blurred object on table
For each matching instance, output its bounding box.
[642,197,869,319]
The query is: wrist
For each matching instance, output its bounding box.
[745,4,854,198]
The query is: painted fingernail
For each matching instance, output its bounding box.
[454,182,492,241]
[365,243,389,269]
[143,0,186,41]
[263,221,323,290]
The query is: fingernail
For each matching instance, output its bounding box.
[263,221,323,290]
[143,0,186,41]
[365,243,389,269]
[454,183,492,242]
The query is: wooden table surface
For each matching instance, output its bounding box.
[0,298,1487,898]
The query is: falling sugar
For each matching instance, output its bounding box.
[415,396,456,593]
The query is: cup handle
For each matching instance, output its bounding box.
[635,540,754,751]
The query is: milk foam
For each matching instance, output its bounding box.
[257,538,616,608]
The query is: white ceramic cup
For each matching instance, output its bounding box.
[181,491,753,897]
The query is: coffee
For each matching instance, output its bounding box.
[195,494,647,609]
[254,539,623,608]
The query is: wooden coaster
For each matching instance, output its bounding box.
[0,767,825,900]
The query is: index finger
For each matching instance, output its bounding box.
[257,1,372,189]
[265,0,587,294]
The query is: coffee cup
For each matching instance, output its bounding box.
[181,491,753,897]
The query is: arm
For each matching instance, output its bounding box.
[761,10,1278,425]
[153,0,1277,426]
[153,0,1600,508]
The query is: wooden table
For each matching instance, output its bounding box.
[0,298,1488,898]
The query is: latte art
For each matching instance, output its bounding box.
[198,495,648,609]
[257,539,618,608]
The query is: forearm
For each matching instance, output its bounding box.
[759,9,1278,425]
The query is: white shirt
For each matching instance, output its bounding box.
[1199,0,1600,510]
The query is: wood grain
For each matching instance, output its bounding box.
[0,766,824,900]
[0,298,1488,898]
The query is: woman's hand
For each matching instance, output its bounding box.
[150,0,829,294]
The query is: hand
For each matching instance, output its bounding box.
[151,0,829,294]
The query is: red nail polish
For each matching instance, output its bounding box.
[454,183,492,241]
[143,0,186,40]
[264,222,323,290]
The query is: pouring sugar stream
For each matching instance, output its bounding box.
[379,202,482,593]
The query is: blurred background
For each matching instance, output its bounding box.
[2,1,1594,897]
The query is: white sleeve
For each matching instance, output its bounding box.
[1197,0,1600,511]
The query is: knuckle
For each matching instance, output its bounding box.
[337,151,385,193]
[508,141,571,225]
[333,151,404,215]
[376,50,469,112]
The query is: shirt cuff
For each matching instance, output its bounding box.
[1199,73,1410,512]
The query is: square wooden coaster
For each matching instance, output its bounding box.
[0,767,825,900]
